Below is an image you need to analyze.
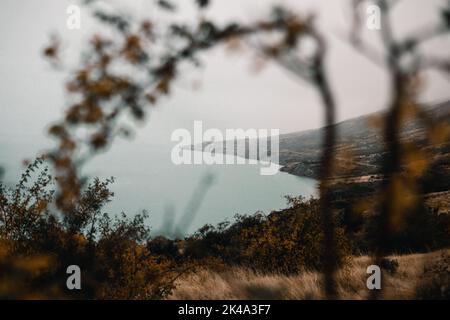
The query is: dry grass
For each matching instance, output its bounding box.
[168,249,449,300]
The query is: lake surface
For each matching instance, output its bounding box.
[1,139,317,237]
[86,141,317,237]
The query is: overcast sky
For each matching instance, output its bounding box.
[1,0,449,168]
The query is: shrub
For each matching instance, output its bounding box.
[185,197,351,274]
[360,206,450,254]
[380,258,399,274]
[415,251,450,300]
[0,159,182,299]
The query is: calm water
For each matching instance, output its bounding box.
[86,141,317,236]
[1,139,317,237]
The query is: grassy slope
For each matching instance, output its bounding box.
[168,249,449,300]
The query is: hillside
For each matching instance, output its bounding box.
[193,101,449,187]
[189,101,450,214]
[277,100,450,183]
[169,249,450,300]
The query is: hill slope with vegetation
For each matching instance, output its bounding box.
[277,101,450,187]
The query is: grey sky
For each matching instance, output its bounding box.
[1,0,449,169]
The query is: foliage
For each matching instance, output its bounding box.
[184,197,351,274]
[339,194,450,255]
[0,159,183,299]
[416,251,450,300]
[1,0,449,299]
